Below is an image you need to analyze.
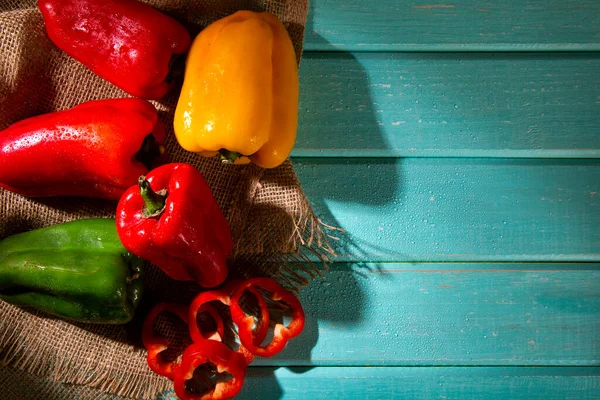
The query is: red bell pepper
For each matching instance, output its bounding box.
[38,0,191,99]
[174,341,247,400]
[142,302,189,380]
[116,163,232,288]
[230,278,305,358]
[0,98,166,200]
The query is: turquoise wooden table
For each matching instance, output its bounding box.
[231,1,599,398]
[4,0,599,398]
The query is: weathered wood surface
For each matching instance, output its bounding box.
[293,158,600,262]
[295,52,600,158]
[305,0,600,51]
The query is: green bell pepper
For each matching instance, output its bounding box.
[0,218,144,324]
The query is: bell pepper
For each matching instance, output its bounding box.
[230,278,304,357]
[174,11,299,169]
[173,341,247,400]
[0,218,144,324]
[116,163,232,288]
[142,302,189,380]
[0,98,166,200]
[38,0,191,99]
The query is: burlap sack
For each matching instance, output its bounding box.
[0,1,333,398]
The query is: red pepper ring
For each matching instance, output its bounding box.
[142,302,189,380]
[188,288,259,365]
[196,304,225,342]
[230,278,305,358]
[189,289,231,344]
[227,284,271,346]
[174,341,247,400]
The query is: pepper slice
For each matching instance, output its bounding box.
[230,278,305,358]
[229,285,270,347]
[188,289,231,344]
[196,304,225,342]
[142,302,189,380]
[174,341,247,400]
[188,287,264,365]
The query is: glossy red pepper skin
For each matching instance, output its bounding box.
[0,98,166,200]
[230,278,305,358]
[38,0,191,99]
[174,341,247,400]
[116,163,232,288]
[225,282,270,348]
[142,302,189,380]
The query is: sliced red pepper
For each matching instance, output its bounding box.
[174,341,247,400]
[188,287,261,365]
[230,278,305,358]
[229,285,270,346]
[196,304,225,342]
[141,302,188,380]
[189,289,231,344]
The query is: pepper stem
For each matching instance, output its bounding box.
[138,176,167,218]
[219,149,243,164]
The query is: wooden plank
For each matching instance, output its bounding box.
[305,0,600,51]
[294,52,600,158]
[293,158,600,262]
[5,366,598,399]
[156,367,600,399]
[249,263,600,366]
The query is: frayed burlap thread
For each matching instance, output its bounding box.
[0,1,332,398]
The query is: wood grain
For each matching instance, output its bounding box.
[295,52,600,158]
[305,0,600,51]
[293,158,600,262]
[247,263,600,366]
[155,367,600,399]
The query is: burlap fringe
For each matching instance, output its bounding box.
[0,206,340,400]
[0,316,170,399]
[0,0,337,397]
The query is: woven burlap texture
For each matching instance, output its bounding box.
[0,367,129,399]
[0,1,332,398]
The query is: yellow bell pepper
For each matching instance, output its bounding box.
[174,11,299,169]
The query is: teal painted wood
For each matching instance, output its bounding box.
[293,158,600,262]
[4,365,599,400]
[305,0,600,51]
[294,52,600,158]
[250,263,600,366]
[156,367,600,399]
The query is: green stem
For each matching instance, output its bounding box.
[138,176,167,217]
[219,149,243,164]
